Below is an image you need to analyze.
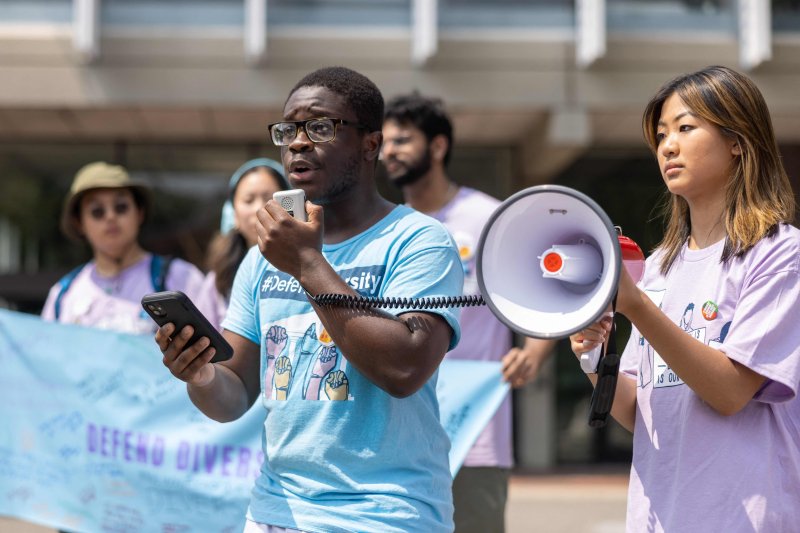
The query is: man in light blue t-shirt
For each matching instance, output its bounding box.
[154,67,463,533]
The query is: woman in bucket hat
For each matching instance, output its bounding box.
[198,158,288,329]
[41,161,212,334]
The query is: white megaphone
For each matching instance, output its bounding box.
[475,185,644,427]
[476,184,643,339]
[477,185,644,427]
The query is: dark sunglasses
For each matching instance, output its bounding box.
[87,202,133,221]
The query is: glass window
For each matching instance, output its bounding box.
[103,0,244,28]
[440,0,573,29]
[773,0,800,33]
[269,0,410,27]
[608,0,736,34]
[0,0,72,25]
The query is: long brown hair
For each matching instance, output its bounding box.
[642,65,795,275]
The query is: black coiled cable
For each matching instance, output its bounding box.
[308,293,485,309]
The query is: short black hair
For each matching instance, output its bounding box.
[289,66,384,133]
[384,92,453,166]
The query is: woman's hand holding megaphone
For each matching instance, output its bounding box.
[570,314,613,359]
[570,266,641,361]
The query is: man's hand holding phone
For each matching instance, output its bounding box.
[257,189,324,280]
[143,291,233,387]
[155,322,217,387]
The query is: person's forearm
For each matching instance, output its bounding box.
[522,337,555,367]
[299,255,449,397]
[187,364,253,422]
[623,290,765,415]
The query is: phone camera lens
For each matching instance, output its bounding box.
[148,303,166,317]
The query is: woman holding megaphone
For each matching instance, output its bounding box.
[571,65,800,532]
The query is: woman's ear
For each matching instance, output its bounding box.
[731,139,742,156]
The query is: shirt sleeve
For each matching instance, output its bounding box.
[381,227,464,351]
[719,268,800,403]
[221,247,262,345]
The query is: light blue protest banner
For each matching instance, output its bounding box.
[0,309,508,532]
[437,359,510,475]
[0,309,265,532]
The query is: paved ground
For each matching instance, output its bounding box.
[0,471,629,533]
[506,472,628,532]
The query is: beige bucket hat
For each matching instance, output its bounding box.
[60,161,152,241]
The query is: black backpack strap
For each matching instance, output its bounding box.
[150,254,174,292]
[54,263,87,321]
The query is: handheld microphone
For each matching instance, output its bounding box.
[273,189,307,222]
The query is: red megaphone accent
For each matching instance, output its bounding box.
[618,233,645,283]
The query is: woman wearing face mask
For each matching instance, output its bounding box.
[200,158,288,328]
[571,66,800,531]
[41,161,210,334]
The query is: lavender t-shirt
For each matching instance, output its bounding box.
[620,223,800,532]
[196,271,230,331]
[431,187,514,468]
[42,254,210,335]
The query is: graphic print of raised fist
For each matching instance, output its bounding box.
[324,370,349,401]
[274,356,293,401]
[304,345,339,400]
[266,325,288,358]
[264,325,288,399]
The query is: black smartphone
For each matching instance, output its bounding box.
[141,290,233,363]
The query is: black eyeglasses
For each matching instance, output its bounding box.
[267,117,367,146]
[87,201,132,221]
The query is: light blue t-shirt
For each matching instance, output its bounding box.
[222,204,463,533]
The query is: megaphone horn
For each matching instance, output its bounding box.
[476,185,624,340]
[476,185,646,428]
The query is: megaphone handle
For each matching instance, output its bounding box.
[579,311,615,373]
[579,345,602,373]
[587,297,621,428]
